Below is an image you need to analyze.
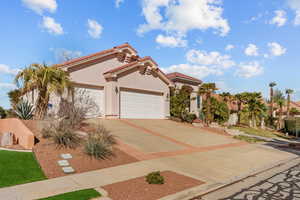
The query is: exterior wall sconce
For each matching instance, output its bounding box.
[115,86,119,94]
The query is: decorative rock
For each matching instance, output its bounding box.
[61,153,72,159]
[57,160,69,167]
[62,167,75,174]
[1,132,13,146]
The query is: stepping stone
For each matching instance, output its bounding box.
[61,153,72,159]
[57,160,69,167]
[62,166,75,174]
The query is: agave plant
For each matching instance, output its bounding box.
[15,100,34,120]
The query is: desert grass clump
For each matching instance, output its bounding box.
[84,124,117,160]
[52,125,82,149]
[146,171,165,184]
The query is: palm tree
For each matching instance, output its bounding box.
[7,89,22,109]
[15,63,72,119]
[269,82,276,119]
[243,92,267,128]
[285,89,294,118]
[199,83,218,125]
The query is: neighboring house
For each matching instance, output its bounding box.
[166,72,202,117]
[26,43,203,119]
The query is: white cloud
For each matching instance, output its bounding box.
[156,34,187,47]
[138,0,230,37]
[186,49,235,69]
[268,42,287,56]
[244,44,259,56]
[51,48,82,62]
[0,64,20,75]
[162,48,235,79]
[270,10,287,27]
[235,61,263,78]
[225,44,235,51]
[42,16,64,35]
[0,83,16,89]
[287,0,300,25]
[115,0,124,8]
[87,19,103,39]
[22,0,57,14]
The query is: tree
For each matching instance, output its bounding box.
[0,106,6,119]
[220,92,233,116]
[203,97,229,124]
[285,89,294,118]
[198,83,218,125]
[277,98,285,130]
[15,63,72,119]
[242,92,267,128]
[170,85,193,120]
[269,82,277,119]
[7,89,22,109]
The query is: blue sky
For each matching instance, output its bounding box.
[0,0,300,108]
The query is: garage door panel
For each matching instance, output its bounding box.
[120,91,164,119]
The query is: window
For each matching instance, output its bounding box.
[197,95,201,109]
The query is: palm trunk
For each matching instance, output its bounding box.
[278,106,283,130]
[287,94,290,118]
[206,93,211,125]
[270,87,274,117]
[34,90,50,120]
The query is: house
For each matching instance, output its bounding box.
[42,43,203,119]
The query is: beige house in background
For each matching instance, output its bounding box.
[37,43,203,119]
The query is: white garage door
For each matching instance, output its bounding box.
[120,90,164,119]
[75,88,104,118]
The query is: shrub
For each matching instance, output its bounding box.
[0,106,6,119]
[146,171,164,185]
[41,125,54,139]
[52,122,82,149]
[84,124,116,160]
[14,100,34,120]
[183,113,197,123]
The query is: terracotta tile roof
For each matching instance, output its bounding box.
[103,56,155,74]
[58,43,137,67]
[166,72,202,84]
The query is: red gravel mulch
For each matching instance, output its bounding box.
[103,171,204,200]
[34,140,138,178]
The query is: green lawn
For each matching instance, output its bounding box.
[0,150,46,188]
[39,189,101,200]
[231,126,292,140]
[233,135,266,143]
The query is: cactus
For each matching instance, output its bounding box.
[15,100,34,120]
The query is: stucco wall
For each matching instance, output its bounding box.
[69,57,123,86]
[0,118,35,149]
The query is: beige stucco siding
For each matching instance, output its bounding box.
[69,57,123,85]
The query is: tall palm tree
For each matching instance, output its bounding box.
[15,63,72,119]
[199,83,218,125]
[269,82,277,118]
[285,89,294,118]
[243,92,267,128]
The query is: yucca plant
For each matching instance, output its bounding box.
[84,124,116,160]
[14,100,34,120]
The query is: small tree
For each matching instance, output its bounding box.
[0,106,6,119]
[7,89,22,109]
[202,97,229,124]
[170,85,193,120]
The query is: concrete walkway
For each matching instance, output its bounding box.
[0,143,297,200]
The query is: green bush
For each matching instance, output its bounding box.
[0,106,6,119]
[183,113,197,123]
[146,171,164,185]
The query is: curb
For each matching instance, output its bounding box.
[159,156,300,200]
[0,147,32,152]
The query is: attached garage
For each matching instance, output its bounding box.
[120,90,164,119]
[74,87,105,118]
